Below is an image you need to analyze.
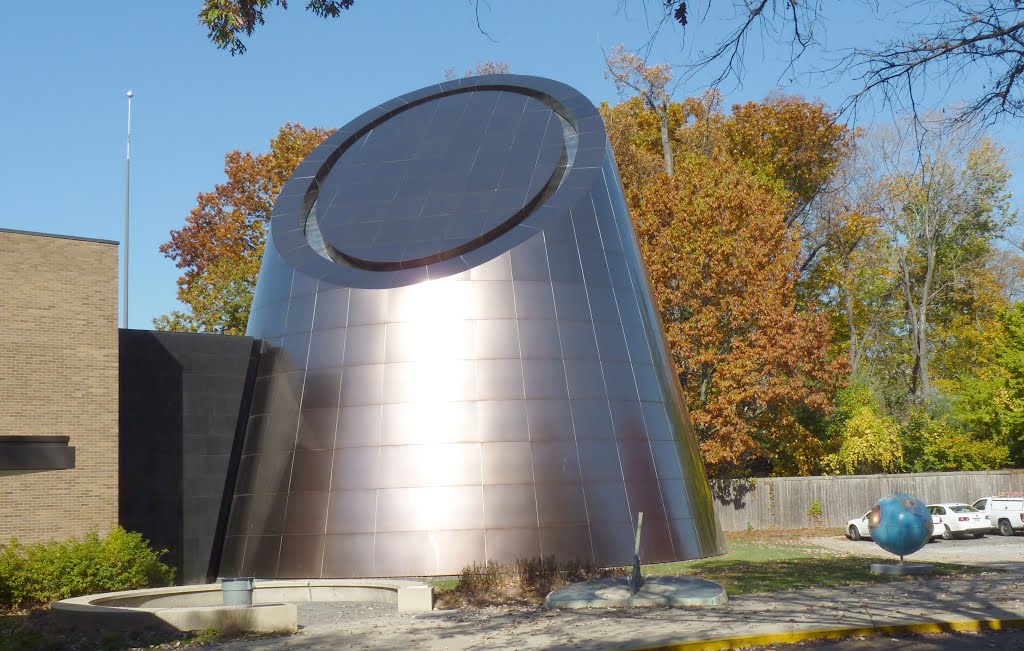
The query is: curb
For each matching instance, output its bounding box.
[630,617,1024,651]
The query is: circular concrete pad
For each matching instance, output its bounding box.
[545,576,727,609]
[870,562,934,575]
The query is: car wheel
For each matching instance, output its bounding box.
[848,525,861,541]
[973,533,986,539]
[942,525,954,540]
[999,519,1015,536]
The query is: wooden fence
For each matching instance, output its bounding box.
[709,469,1024,531]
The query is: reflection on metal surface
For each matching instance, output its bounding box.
[221,74,726,579]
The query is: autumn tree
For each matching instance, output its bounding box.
[605,45,677,175]
[156,122,332,334]
[602,89,852,476]
[633,153,844,476]
[443,61,510,80]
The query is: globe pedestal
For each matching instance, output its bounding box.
[870,563,934,576]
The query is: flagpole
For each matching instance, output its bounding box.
[123,90,133,329]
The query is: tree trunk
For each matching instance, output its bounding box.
[843,282,859,375]
[660,104,674,176]
[917,245,936,401]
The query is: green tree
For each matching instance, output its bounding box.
[823,382,903,475]
[200,0,355,55]
[881,133,1015,404]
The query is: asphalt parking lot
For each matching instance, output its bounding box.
[809,530,1024,568]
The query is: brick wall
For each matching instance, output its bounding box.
[0,229,119,543]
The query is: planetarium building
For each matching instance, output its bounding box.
[217,75,725,579]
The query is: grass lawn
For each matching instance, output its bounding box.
[642,531,988,595]
[432,529,991,605]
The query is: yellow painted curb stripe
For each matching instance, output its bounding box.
[629,617,1024,651]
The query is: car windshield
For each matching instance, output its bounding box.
[949,505,977,513]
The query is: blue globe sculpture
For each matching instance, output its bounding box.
[867,493,933,559]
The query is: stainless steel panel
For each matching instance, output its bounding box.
[322,533,374,577]
[313,288,350,330]
[307,327,347,370]
[659,480,695,521]
[539,525,593,563]
[247,492,289,534]
[526,399,573,441]
[290,450,333,492]
[590,522,634,566]
[476,359,524,400]
[610,401,646,439]
[564,359,606,399]
[569,400,614,441]
[470,281,516,319]
[376,486,484,531]
[483,484,539,529]
[481,441,534,485]
[331,447,381,490]
[536,483,588,526]
[335,404,381,448]
[650,441,684,480]
[241,535,281,577]
[301,371,342,409]
[348,289,388,325]
[477,400,530,442]
[325,490,377,534]
[296,409,338,450]
[338,364,385,406]
[470,252,512,281]
[344,325,386,366]
[278,534,325,578]
[283,491,329,534]
[531,441,583,484]
[473,319,520,359]
[485,527,541,564]
[251,451,295,494]
[379,443,481,488]
[283,295,316,335]
[517,320,562,359]
[522,360,569,400]
[513,281,556,319]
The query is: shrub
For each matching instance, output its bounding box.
[0,527,175,610]
[436,556,610,607]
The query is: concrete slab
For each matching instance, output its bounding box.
[544,575,728,609]
[871,562,934,575]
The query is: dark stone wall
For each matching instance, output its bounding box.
[119,330,260,584]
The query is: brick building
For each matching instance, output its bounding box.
[0,228,119,543]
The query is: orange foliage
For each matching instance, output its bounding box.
[603,92,849,476]
[635,157,845,476]
[158,123,333,333]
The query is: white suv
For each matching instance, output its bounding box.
[971,496,1024,536]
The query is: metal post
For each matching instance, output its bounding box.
[630,511,644,594]
[123,90,134,329]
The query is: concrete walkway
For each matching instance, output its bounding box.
[206,571,1024,651]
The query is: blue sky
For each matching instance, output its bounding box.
[2,2,1020,328]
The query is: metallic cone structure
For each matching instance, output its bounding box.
[220,75,726,578]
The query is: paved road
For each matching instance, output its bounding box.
[809,531,1024,569]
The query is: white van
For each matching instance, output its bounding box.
[971,496,1024,536]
